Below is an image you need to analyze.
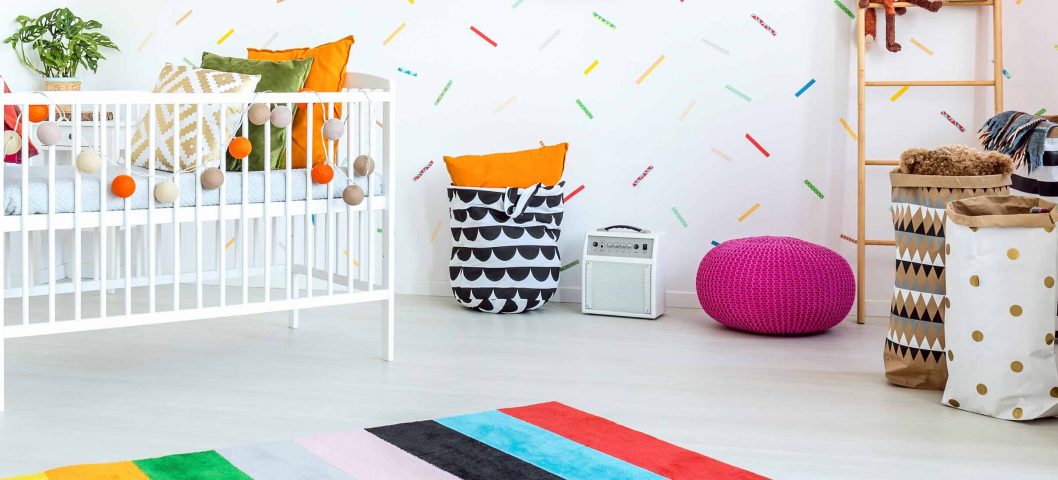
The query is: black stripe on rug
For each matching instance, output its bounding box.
[367,420,561,480]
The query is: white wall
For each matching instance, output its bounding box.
[2,0,1054,313]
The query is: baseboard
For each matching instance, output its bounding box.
[398,279,892,315]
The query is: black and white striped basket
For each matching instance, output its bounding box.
[1010,137,1058,201]
[448,182,564,313]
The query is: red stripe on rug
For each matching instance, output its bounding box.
[500,402,768,480]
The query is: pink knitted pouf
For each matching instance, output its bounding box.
[696,236,855,335]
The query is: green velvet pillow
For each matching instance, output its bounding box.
[200,52,313,171]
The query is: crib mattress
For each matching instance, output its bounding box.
[3,164,384,215]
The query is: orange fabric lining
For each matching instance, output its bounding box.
[444,143,568,188]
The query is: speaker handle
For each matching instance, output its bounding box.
[598,225,649,233]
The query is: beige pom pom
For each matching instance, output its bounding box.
[353,155,375,176]
[248,103,272,126]
[342,185,365,206]
[200,167,225,190]
[36,121,63,146]
[75,149,102,174]
[270,105,292,129]
[154,180,179,204]
[3,130,22,155]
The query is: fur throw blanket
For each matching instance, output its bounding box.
[978,111,1058,172]
[899,145,1013,176]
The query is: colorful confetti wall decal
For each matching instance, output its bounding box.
[751,14,776,36]
[701,38,730,55]
[430,220,442,242]
[383,22,406,46]
[494,96,517,114]
[175,10,193,26]
[710,240,721,247]
[217,29,235,45]
[1035,108,1048,116]
[538,29,561,50]
[262,32,279,48]
[910,38,934,56]
[576,98,594,119]
[632,165,654,187]
[804,179,825,199]
[137,33,153,53]
[512,0,526,8]
[738,203,761,222]
[834,0,855,19]
[636,55,665,85]
[940,111,966,132]
[725,85,751,102]
[593,12,616,29]
[182,57,196,67]
[398,67,418,77]
[434,80,453,106]
[225,235,236,250]
[710,147,733,162]
[840,234,857,244]
[671,207,688,227]
[745,133,770,158]
[560,259,581,272]
[584,60,599,75]
[413,160,434,181]
[564,184,585,202]
[890,86,909,101]
[795,79,816,97]
[839,117,858,140]
[678,100,696,121]
[470,26,498,47]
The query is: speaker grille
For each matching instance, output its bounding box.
[584,260,652,315]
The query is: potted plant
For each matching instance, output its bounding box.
[3,7,118,95]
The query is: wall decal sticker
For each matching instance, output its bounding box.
[940,111,966,132]
[636,55,665,85]
[804,179,825,199]
[383,22,407,46]
[910,38,934,55]
[538,29,561,50]
[672,207,688,227]
[632,165,654,187]
[751,14,776,36]
[834,0,856,19]
[738,203,761,222]
[413,160,434,181]
[725,84,751,102]
[839,118,858,140]
[175,10,192,26]
[575,98,594,119]
[795,79,816,97]
[262,32,279,48]
[398,67,418,77]
[711,147,733,162]
[593,12,616,29]
[494,96,517,114]
[217,28,235,45]
[840,234,857,244]
[470,26,498,47]
[678,100,696,121]
[564,184,585,202]
[745,133,770,158]
[701,38,730,55]
[890,86,909,101]
[434,80,453,106]
[561,259,580,271]
[584,60,599,75]
[137,32,153,52]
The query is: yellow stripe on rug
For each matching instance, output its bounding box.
[45,461,150,480]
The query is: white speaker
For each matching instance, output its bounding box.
[581,226,664,319]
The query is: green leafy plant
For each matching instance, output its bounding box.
[3,8,119,78]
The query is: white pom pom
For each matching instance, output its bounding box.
[248,103,271,126]
[75,149,102,174]
[36,121,63,146]
[154,180,179,204]
[270,105,292,129]
[322,118,345,141]
[3,130,21,155]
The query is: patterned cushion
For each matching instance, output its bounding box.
[129,64,260,172]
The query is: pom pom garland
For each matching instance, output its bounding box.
[311,163,334,184]
[342,185,365,206]
[154,180,179,203]
[270,105,292,129]
[111,174,136,198]
[248,103,271,126]
[75,149,102,174]
[353,155,375,176]
[28,105,49,123]
[36,121,63,146]
[3,131,21,156]
[228,136,252,159]
[200,167,225,190]
[322,118,345,141]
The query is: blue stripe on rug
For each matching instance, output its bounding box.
[217,441,352,480]
[436,410,665,480]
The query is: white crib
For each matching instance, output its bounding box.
[0,73,397,413]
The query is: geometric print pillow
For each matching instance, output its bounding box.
[448,182,564,314]
[129,64,260,172]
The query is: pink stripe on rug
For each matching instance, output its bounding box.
[295,429,458,480]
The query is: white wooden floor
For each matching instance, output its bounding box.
[1,295,1056,479]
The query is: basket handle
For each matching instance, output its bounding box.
[598,225,648,233]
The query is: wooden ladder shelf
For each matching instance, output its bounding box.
[854,0,1004,324]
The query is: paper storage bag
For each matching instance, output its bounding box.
[943,195,1058,421]
[886,172,1011,389]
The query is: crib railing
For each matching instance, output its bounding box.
[0,81,396,412]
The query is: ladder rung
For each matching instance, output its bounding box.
[865,80,995,87]
[866,160,900,166]
[871,1,993,6]
[866,240,896,247]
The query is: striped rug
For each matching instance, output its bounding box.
[3,402,767,480]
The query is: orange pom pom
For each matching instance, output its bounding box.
[311,163,334,184]
[228,136,252,159]
[28,105,49,123]
[111,174,136,198]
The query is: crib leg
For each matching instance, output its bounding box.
[288,309,300,329]
[106,227,119,294]
[381,295,394,362]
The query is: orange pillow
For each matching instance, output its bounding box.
[248,35,354,168]
[444,143,568,188]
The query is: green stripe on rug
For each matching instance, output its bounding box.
[133,451,252,480]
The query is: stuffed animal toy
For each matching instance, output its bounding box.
[899,145,1013,177]
[860,0,943,53]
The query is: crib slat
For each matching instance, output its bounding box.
[99,104,108,320]
[21,103,30,325]
[241,110,249,304]
[382,88,396,361]
[147,104,156,314]
[326,102,334,296]
[345,101,355,293]
[0,91,5,406]
[124,103,133,315]
[304,105,313,300]
[172,103,181,311]
[218,106,226,307]
[364,102,374,292]
[263,109,272,302]
[47,104,56,323]
[284,103,293,304]
[195,105,204,309]
[73,104,83,321]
